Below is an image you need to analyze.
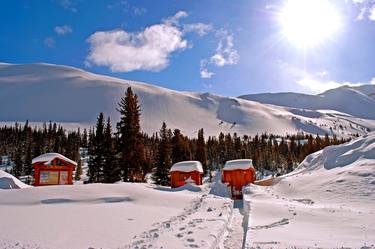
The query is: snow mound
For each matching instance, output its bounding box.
[32,152,77,166]
[0,170,32,189]
[223,159,254,171]
[244,133,375,248]
[170,161,203,173]
[297,132,375,171]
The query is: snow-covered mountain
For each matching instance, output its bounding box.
[239,84,375,119]
[1,62,374,137]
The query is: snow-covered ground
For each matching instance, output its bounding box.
[1,133,375,248]
[244,132,375,248]
[0,179,232,249]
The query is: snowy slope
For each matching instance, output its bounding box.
[244,133,375,248]
[239,84,375,119]
[1,63,375,137]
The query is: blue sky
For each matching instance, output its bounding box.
[1,0,375,96]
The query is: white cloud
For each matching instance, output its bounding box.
[59,0,77,12]
[297,77,343,93]
[54,25,73,35]
[297,76,375,93]
[350,0,375,21]
[44,37,55,48]
[369,5,375,20]
[200,68,215,79]
[183,23,213,36]
[85,12,189,72]
[316,70,328,78]
[210,30,239,67]
[199,30,239,79]
[164,11,188,25]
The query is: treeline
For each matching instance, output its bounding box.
[0,121,84,177]
[0,87,349,185]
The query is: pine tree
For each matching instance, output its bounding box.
[171,129,190,163]
[74,159,82,181]
[153,122,172,186]
[23,124,33,176]
[88,113,106,182]
[117,87,146,182]
[195,128,207,173]
[103,117,121,183]
[13,145,23,177]
[87,128,95,182]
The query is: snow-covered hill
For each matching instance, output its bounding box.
[244,132,375,248]
[1,62,374,137]
[239,84,375,119]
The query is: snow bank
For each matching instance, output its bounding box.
[244,133,375,248]
[170,160,203,173]
[32,152,77,166]
[0,170,31,189]
[223,159,254,171]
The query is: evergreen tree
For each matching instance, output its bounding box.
[13,145,23,177]
[103,117,121,183]
[171,129,190,163]
[117,87,146,182]
[88,113,106,182]
[195,128,207,173]
[153,122,172,186]
[74,159,82,181]
[23,124,33,176]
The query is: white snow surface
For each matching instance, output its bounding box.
[239,85,375,119]
[31,152,77,166]
[0,180,232,249]
[170,161,204,173]
[1,63,375,138]
[244,132,375,248]
[223,159,254,171]
[0,170,32,189]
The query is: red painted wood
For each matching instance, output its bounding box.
[32,157,76,186]
[222,168,256,198]
[170,171,203,188]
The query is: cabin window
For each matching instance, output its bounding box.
[59,171,68,184]
[40,171,59,184]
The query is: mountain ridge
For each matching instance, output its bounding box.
[1,62,374,138]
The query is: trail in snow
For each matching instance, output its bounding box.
[122,184,233,249]
[219,200,246,249]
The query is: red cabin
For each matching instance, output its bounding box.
[222,159,256,199]
[170,161,204,188]
[32,153,77,186]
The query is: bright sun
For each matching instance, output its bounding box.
[279,0,342,48]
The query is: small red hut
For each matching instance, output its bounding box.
[32,153,77,186]
[222,159,256,199]
[170,161,203,188]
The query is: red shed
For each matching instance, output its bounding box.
[32,153,77,186]
[222,159,256,199]
[170,161,203,188]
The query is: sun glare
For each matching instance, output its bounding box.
[279,0,342,48]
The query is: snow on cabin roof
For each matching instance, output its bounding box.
[170,161,204,173]
[223,159,254,171]
[32,153,77,166]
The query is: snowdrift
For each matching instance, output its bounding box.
[0,170,31,189]
[244,133,375,248]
